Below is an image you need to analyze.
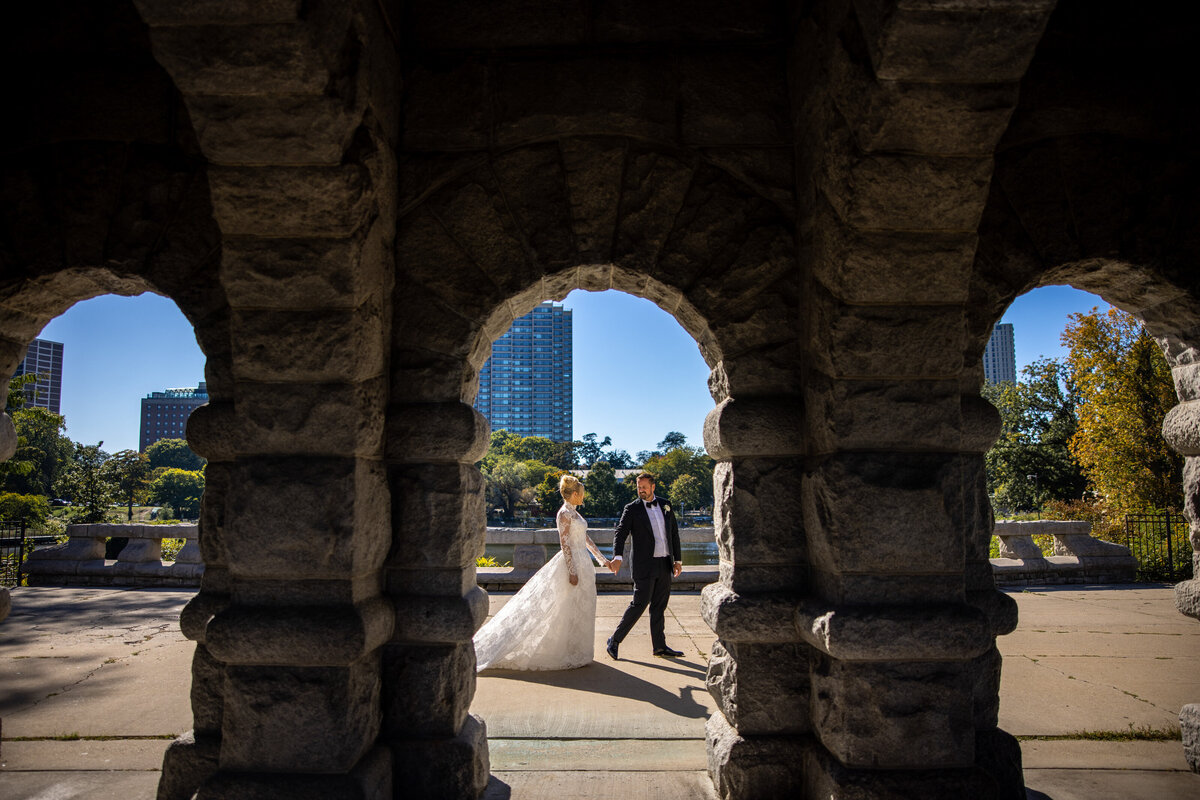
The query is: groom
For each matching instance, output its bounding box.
[606,472,684,659]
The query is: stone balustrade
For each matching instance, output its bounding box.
[25,523,203,587]
[477,526,719,590]
[990,520,1137,585]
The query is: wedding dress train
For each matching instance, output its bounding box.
[473,501,605,671]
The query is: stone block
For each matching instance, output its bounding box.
[221,660,381,772]
[1172,363,1200,402]
[696,146,797,215]
[224,457,390,580]
[612,148,695,272]
[820,130,993,232]
[232,379,386,457]
[385,565,477,598]
[1176,578,1200,621]
[494,55,675,146]
[401,59,491,151]
[395,208,507,324]
[133,0,302,25]
[703,397,804,460]
[191,644,225,737]
[805,375,961,454]
[186,93,358,166]
[197,746,391,800]
[594,0,779,43]
[701,583,801,645]
[803,452,966,576]
[1182,704,1200,773]
[810,655,974,768]
[489,145,579,273]
[156,730,219,800]
[221,234,383,310]
[391,586,488,644]
[678,51,789,146]
[198,466,229,568]
[707,639,811,736]
[148,24,332,96]
[706,711,805,800]
[386,402,489,463]
[390,463,485,569]
[803,737,1002,800]
[712,459,807,579]
[852,0,1055,83]
[206,597,394,666]
[208,164,372,237]
[560,138,626,262]
[795,600,991,662]
[114,537,162,563]
[382,642,475,737]
[811,206,977,304]
[811,298,965,379]
[230,303,384,383]
[409,0,588,48]
[389,713,489,799]
[1163,400,1200,456]
[827,36,1020,155]
[969,645,1003,731]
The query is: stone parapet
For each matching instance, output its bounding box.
[25,523,204,588]
[990,520,1137,586]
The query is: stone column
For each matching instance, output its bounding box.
[382,402,491,798]
[134,2,401,796]
[702,397,811,797]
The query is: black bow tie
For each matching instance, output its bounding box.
[644,499,658,508]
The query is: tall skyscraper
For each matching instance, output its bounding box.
[15,338,64,414]
[140,382,208,451]
[984,323,1017,384]
[475,302,572,441]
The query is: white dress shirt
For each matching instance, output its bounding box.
[645,500,670,557]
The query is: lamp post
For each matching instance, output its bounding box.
[1027,473,1040,519]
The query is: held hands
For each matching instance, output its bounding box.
[569,572,578,586]
[673,561,682,578]
[608,559,621,574]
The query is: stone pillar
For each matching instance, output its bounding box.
[383,402,491,798]
[702,397,811,797]
[134,2,401,797]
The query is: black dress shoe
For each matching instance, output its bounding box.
[653,646,684,657]
[606,637,619,660]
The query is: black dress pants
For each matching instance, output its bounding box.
[612,556,673,651]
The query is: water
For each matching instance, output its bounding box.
[482,541,717,567]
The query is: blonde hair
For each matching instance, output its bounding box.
[559,474,583,501]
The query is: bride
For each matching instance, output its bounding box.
[474,474,611,671]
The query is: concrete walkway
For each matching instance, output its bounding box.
[1,585,1198,799]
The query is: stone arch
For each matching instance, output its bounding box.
[384,137,807,796]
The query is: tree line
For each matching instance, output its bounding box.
[0,377,205,526]
[983,307,1182,529]
[481,429,714,521]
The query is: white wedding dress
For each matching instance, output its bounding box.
[474,501,607,671]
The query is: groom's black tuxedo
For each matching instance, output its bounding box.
[610,494,682,653]
[613,496,682,578]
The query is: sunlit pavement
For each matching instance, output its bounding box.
[2,585,1198,799]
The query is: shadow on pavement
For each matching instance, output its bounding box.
[480,660,709,718]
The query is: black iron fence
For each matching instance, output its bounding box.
[1124,512,1193,583]
[0,521,58,587]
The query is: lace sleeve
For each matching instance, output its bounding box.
[558,509,576,578]
[584,534,608,567]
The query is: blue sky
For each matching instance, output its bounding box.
[32,285,1110,456]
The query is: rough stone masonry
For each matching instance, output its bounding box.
[1,1,1198,798]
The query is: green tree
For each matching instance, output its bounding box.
[0,492,50,525]
[642,445,715,509]
[105,449,150,521]
[535,468,568,515]
[148,468,206,519]
[57,442,116,523]
[658,431,688,451]
[982,358,1086,513]
[1063,308,1182,514]
[482,456,554,521]
[669,473,704,513]
[582,460,624,517]
[145,438,205,472]
[5,372,40,412]
[575,433,612,469]
[0,407,71,497]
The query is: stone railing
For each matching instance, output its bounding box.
[25,523,203,587]
[477,526,719,590]
[990,520,1137,585]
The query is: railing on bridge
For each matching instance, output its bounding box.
[1124,512,1193,583]
[0,521,58,588]
[991,520,1139,585]
[23,523,203,587]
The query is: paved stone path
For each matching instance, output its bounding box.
[1,585,1198,799]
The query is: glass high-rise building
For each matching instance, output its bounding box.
[15,338,64,414]
[475,302,572,441]
[984,323,1016,384]
[140,382,208,451]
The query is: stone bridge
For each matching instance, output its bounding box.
[1,1,1199,798]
